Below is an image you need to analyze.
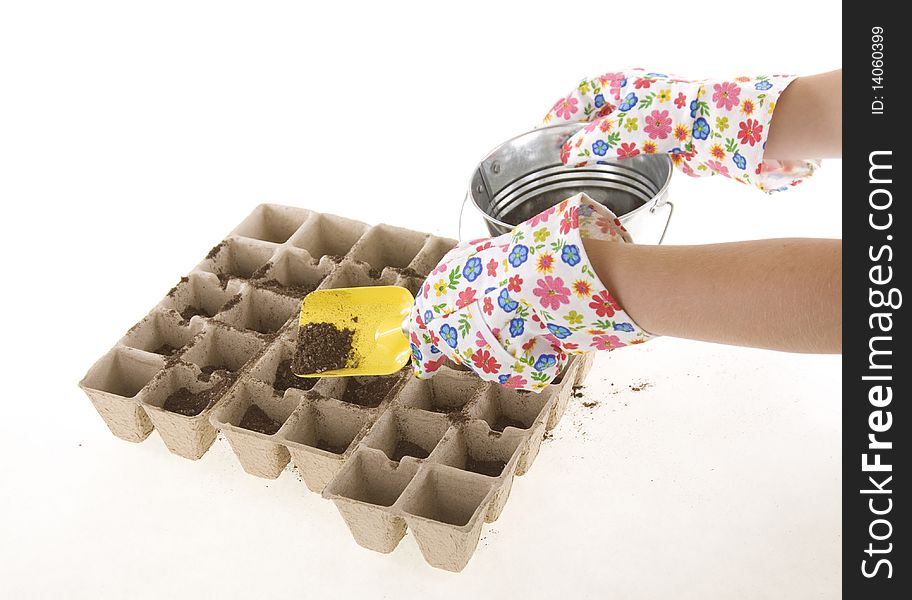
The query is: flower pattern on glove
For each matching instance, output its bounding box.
[541,69,820,193]
[410,194,651,392]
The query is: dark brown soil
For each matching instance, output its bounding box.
[250,262,272,279]
[293,322,356,374]
[153,344,180,357]
[571,385,585,398]
[161,377,233,417]
[179,305,211,321]
[428,403,465,415]
[582,401,599,408]
[325,255,344,264]
[315,438,348,455]
[390,440,429,462]
[367,267,382,280]
[446,411,470,425]
[216,273,232,289]
[389,266,425,279]
[492,415,527,432]
[273,358,317,393]
[219,294,242,313]
[465,457,506,477]
[162,388,208,416]
[341,377,397,408]
[255,278,319,299]
[239,404,283,435]
[630,381,653,392]
[167,277,189,298]
[206,241,226,260]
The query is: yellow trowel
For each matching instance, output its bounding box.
[293,286,414,378]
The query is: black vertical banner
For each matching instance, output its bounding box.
[843,3,908,597]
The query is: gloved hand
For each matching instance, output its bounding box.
[543,69,819,193]
[410,194,650,392]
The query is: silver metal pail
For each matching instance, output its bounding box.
[464,123,674,244]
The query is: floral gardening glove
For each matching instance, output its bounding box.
[409,193,650,392]
[542,69,820,193]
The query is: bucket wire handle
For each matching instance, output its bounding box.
[457,192,470,243]
[650,198,674,245]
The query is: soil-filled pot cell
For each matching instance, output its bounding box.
[239,404,283,435]
[362,407,448,464]
[339,373,402,408]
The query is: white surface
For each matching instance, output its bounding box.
[0,1,841,598]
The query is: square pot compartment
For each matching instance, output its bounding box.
[158,272,243,324]
[399,464,494,572]
[361,406,448,465]
[196,237,276,280]
[213,285,299,335]
[210,378,300,478]
[281,396,374,492]
[396,370,485,416]
[247,337,320,395]
[120,309,197,358]
[230,204,312,244]
[467,384,551,433]
[288,212,368,260]
[323,448,419,553]
[180,324,264,378]
[407,235,457,277]
[347,224,428,272]
[140,362,236,459]
[434,420,526,522]
[79,346,164,442]
[319,259,396,289]
[328,371,406,409]
[252,246,329,298]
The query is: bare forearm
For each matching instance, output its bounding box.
[583,238,842,353]
[765,69,842,159]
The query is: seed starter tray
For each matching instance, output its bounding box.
[79,204,594,571]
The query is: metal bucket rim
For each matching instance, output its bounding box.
[468,123,673,231]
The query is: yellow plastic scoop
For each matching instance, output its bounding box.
[293,286,414,377]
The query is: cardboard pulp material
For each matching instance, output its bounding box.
[79,203,595,571]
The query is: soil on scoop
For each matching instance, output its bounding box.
[179,305,211,322]
[273,358,317,393]
[492,415,527,432]
[390,440,429,462]
[465,456,506,477]
[315,438,348,455]
[341,377,397,408]
[239,404,282,435]
[293,322,356,374]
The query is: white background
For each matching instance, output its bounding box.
[0,1,841,598]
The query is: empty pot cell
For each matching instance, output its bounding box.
[230,204,311,244]
[407,235,458,277]
[336,372,404,408]
[469,385,550,433]
[400,464,493,572]
[283,397,373,491]
[362,407,448,463]
[288,213,368,260]
[396,371,483,415]
[120,310,195,357]
[253,247,329,298]
[79,346,163,442]
[248,338,319,395]
[435,421,524,478]
[159,272,240,323]
[348,224,428,271]
[197,238,276,280]
[140,363,231,459]
[323,449,419,553]
[180,324,264,379]
[214,286,299,335]
[210,378,299,478]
